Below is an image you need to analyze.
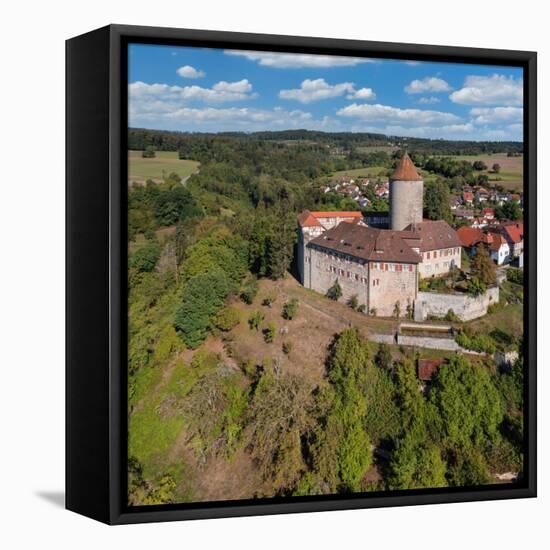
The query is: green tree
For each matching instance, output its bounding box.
[266,208,297,279]
[429,355,504,447]
[424,180,452,223]
[142,145,156,158]
[470,243,496,286]
[129,242,161,273]
[174,269,233,348]
[472,160,487,171]
[326,280,342,301]
[492,163,501,173]
[388,434,447,490]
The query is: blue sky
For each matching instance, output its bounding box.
[128,43,523,141]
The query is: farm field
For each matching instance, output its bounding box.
[449,153,523,191]
[128,150,200,184]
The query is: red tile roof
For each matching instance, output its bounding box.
[309,223,422,264]
[457,226,485,247]
[403,220,462,252]
[489,233,508,252]
[417,358,445,381]
[501,222,524,244]
[297,210,363,228]
[297,210,323,228]
[463,192,474,201]
[390,153,422,182]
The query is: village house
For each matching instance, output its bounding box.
[499,221,524,258]
[489,233,510,265]
[298,154,462,316]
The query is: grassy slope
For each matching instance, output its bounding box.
[128,150,200,183]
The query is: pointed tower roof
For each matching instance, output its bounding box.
[390,153,423,181]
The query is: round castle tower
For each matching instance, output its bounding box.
[389,153,424,231]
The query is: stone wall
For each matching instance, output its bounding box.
[414,286,499,322]
[304,244,418,317]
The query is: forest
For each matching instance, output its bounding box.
[127,128,524,505]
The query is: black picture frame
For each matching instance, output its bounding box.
[66,24,537,525]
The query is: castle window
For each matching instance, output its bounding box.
[427,252,430,260]
[355,274,359,281]
[434,251,437,258]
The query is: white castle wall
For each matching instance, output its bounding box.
[414,287,499,322]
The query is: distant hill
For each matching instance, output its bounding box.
[128,127,523,157]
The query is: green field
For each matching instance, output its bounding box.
[128,150,200,184]
[449,153,523,191]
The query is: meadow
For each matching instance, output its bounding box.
[128,150,200,184]
[450,153,523,191]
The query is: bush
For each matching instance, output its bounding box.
[357,304,366,313]
[248,310,264,331]
[326,280,342,301]
[347,295,359,310]
[213,306,240,332]
[130,242,161,273]
[444,309,460,322]
[240,276,258,304]
[507,267,524,285]
[282,341,293,355]
[262,292,276,308]
[263,323,276,343]
[467,277,487,297]
[282,298,299,320]
[455,330,496,354]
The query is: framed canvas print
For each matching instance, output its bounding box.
[66,24,537,524]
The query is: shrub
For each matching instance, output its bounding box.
[262,292,276,308]
[357,304,366,313]
[326,280,342,301]
[282,298,299,320]
[213,306,240,332]
[347,294,359,310]
[282,341,293,355]
[507,267,524,285]
[248,310,264,331]
[240,276,258,304]
[444,309,460,322]
[263,323,276,343]
[467,277,487,297]
[455,329,496,354]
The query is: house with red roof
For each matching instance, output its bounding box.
[481,207,495,220]
[462,191,474,205]
[488,233,510,265]
[499,221,524,258]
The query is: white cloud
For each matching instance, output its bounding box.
[176,65,205,79]
[450,74,523,106]
[337,103,461,126]
[403,61,421,66]
[129,79,256,104]
[405,76,452,94]
[279,79,355,103]
[417,96,441,105]
[225,50,375,68]
[348,87,376,100]
[470,106,523,125]
[279,79,376,103]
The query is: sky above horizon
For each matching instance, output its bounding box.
[128,43,523,142]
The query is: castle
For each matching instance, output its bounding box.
[297,154,462,317]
